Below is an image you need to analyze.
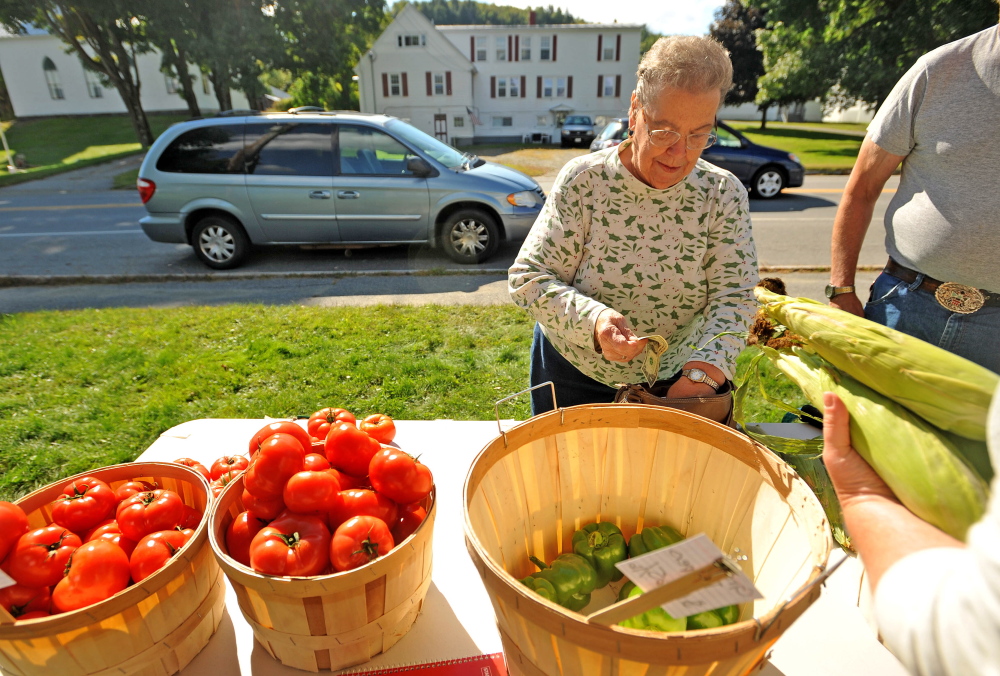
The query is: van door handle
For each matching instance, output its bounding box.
[309,190,331,199]
[337,190,360,199]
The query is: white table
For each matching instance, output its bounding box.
[137,419,909,676]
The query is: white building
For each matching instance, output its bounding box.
[355,4,641,145]
[0,25,248,119]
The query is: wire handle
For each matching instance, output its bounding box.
[753,549,849,641]
[494,382,558,445]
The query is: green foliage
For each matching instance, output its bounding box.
[288,72,357,111]
[709,0,767,107]
[640,26,662,55]
[724,121,864,171]
[399,0,581,25]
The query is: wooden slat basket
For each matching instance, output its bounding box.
[0,462,225,676]
[208,474,436,673]
[464,404,833,676]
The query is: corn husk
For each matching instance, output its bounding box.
[755,287,998,441]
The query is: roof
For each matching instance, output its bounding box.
[0,23,50,38]
[437,23,643,32]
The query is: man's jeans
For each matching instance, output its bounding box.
[864,272,1000,374]
[529,323,618,415]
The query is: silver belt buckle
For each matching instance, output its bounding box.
[935,282,986,314]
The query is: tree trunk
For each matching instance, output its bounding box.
[173,44,201,118]
[209,68,232,111]
[0,70,14,120]
[758,103,770,130]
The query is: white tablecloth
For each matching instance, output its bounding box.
[137,419,909,676]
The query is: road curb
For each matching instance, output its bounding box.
[0,265,886,289]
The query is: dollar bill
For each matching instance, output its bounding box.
[640,335,670,386]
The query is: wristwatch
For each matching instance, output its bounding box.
[824,284,856,299]
[681,368,720,391]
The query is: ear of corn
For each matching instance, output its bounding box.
[765,345,989,541]
[755,287,998,441]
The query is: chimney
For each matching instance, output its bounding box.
[529,10,536,25]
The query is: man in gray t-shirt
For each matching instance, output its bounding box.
[828,24,1000,373]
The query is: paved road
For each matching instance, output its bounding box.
[0,160,889,311]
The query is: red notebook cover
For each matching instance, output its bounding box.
[341,653,507,676]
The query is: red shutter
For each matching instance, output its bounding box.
[521,75,526,98]
[470,36,475,61]
[426,71,432,96]
[597,75,602,98]
[381,73,388,97]
[597,35,603,61]
[446,71,452,95]
[567,76,573,98]
[552,34,557,61]
[514,35,519,61]
[402,72,408,96]
[536,76,542,98]
[616,34,621,61]
[491,76,496,98]
[508,35,513,61]
[615,74,621,98]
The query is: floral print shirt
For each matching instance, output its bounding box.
[508,146,759,386]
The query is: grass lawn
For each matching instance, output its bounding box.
[0,304,801,501]
[0,113,190,188]
[723,121,864,173]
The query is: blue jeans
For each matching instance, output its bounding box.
[529,324,618,415]
[864,272,1000,374]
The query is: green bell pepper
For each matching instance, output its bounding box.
[526,553,597,611]
[615,582,687,632]
[520,575,558,603]
[628,524,685,558]
[686,609,724,630]
[571,522,627,588]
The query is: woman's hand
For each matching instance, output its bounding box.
[822,392,898,507]
[594,309,646,362]
[666,361,726,397]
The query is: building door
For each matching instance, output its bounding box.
[433,114,448,142]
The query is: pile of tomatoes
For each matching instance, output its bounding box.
[216,409,434,577]
[0,476,204,621]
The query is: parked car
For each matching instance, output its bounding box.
[136,111,546,269]
[588,119,804,199]
[559,115,595,148]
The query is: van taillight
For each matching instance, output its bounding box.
[137,178,156,204]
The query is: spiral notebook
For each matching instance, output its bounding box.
[341,653,507,675]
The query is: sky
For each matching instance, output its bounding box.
[448,0,726,36]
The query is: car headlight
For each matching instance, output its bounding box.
[507,190,543,207]
[788,153,801,164]
[561,129,570,135]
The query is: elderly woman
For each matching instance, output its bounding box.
[509,35,759,415]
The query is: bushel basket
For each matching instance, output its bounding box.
[464,404,832,676]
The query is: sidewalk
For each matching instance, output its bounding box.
[0,153,144,195]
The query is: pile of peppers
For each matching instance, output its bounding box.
[519,522,739,632]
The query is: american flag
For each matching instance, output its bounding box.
[466,106,482,126]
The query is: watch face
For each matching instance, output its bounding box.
[824,285,835,299]
[687,368,706,382]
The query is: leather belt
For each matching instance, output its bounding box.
[884,258,998,314]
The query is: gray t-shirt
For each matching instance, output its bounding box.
[868,25,1000,292]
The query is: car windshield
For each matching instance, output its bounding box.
[596,120,626,141]
[385,119,467,169]
[564,116,591,125]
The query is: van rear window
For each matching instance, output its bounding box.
[156,126,244,174]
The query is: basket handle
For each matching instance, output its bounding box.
[753,550,849,642]
[494,381,558,440]
[0,604,15,625]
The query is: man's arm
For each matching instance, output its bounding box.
[830,138,906,316]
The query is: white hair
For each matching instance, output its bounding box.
[635,36,733,108]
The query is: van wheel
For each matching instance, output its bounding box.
[440,209,500,264]
[751,167,786,199]
[191,215,250,269]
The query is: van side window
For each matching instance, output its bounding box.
[156,125,244,174]
[244,123,333,176]
[338,125,415,176]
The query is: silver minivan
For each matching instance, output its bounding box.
[137,111,545,269]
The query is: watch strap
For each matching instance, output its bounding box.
[825,284,856,298]
[682,369,720,391]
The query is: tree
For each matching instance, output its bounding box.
[399,0,580,26]
[640,26,661,55]
[709,0,766,109]
[0,1,155,146]
[0,69,13,120]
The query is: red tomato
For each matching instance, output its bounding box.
[179,504,204,530]
[307,407,357,440]
[115,489,185,543]
[51,540,131,613]
[328,489,398,532]
[368,448,434,505]
[329,468,364,490]
[244,433,304,498]
[51,477,117,534]
[114,480,156,503]
[17,610,51,620]
[303,453,331,472]
[211,472,239,499]
[225,510,269,567]
[173,458,211,482]
[93,530,138,558]
[249,421,311,457]
[0,582,52,619]
[5,526,82,588]
[392,502,427,544]
[249,513,331,576]
[325,422,381,477]
[130,530,189,583]
[242,488,285,522]
[0,501,29,563]
[283,471,341,514]
[330,516,394,572]
[360,413,397,444]
[210,455,250,481]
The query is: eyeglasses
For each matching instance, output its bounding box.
[642,113,718,150]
